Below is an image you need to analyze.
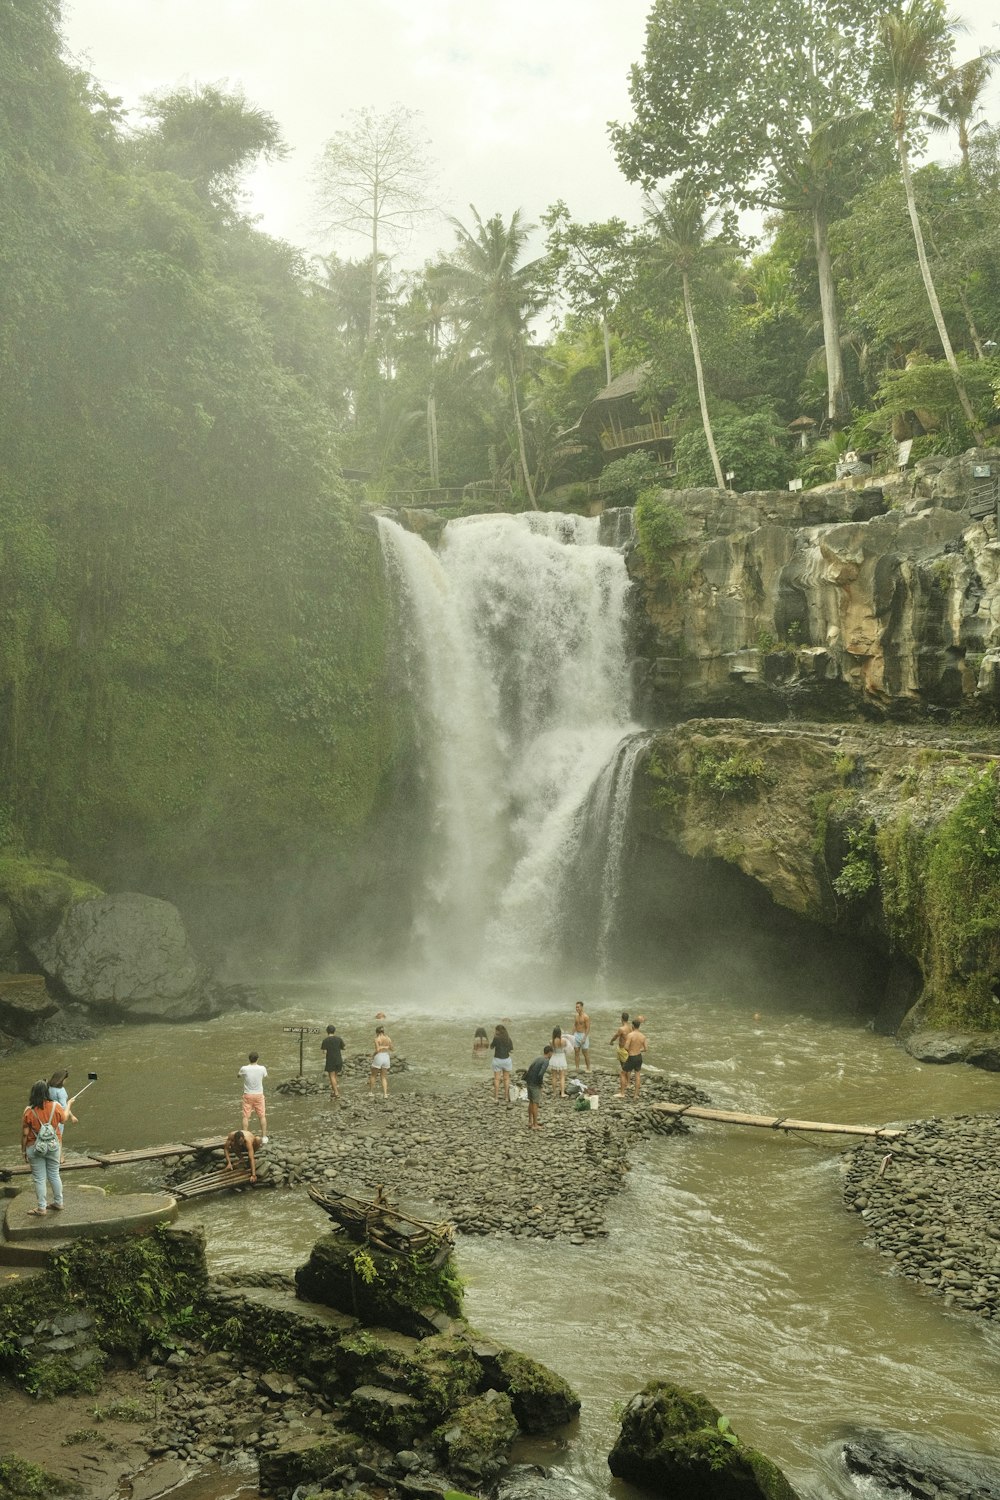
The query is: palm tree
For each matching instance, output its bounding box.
[644,185,729,492]
[878,0,986,443]
[933,49,999,172]
[435,208,549,508]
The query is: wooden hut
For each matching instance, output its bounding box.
[577,365,677,469]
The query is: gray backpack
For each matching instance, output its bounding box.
[32,1107,60,1159]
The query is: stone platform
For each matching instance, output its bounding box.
[1,1183,178,1267]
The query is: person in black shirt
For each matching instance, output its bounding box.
[489,1024,514,1103]
[320,1025,345,1099]
[525,1046,553,1129]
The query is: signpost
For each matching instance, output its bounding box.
[282,1025,323,1076]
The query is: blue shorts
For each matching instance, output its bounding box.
[492,1057,512,1072]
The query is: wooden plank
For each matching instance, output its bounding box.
[652,1102,902,1138]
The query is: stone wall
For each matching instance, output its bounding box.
[627,448,1000,724]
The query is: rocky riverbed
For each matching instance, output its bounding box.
[843,1114,1000,1319]
[167,1065,709,1239]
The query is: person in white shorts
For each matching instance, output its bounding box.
[489,1024,514,1103]
[369,1025,393,1097]
[570,1001,591,1071]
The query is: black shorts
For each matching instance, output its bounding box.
[624,1054,643,1072]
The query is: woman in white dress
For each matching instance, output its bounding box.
[548,1026,571,1097]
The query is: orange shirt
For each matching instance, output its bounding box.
[22,1100,67,1144]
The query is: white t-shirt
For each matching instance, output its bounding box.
[239,1063,267,1093]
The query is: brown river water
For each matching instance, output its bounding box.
[3,971,999,1500]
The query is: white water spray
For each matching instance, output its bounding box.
[378,511,645,980]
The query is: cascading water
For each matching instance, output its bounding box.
[377,510,646,983]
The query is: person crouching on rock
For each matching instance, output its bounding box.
[224,1130,262,1183]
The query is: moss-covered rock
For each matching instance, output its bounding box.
[608,1381,801,1500]
[434,1389,519,1481]
[256,1429,358,1495]
[493,1348,580,1433]
[294,1235,463,1337]
[0,854,102,945]
[335,1331,481,1423]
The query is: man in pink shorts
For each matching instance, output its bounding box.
[238,1051,268,1140]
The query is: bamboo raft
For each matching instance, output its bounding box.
[652,1102,903,1138]
[307,1183,455,1267]
[174,1166,254,1199]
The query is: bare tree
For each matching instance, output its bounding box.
[313,105,433,347]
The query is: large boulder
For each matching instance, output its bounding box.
[295,1234,463,1337]
[30,893,214,1021]
[608,1382,801,1500]
[0,972,60,1037]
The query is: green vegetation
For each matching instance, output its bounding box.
[0,1228,208,1401]
[634,491,686,572]
[692,749,777,802]
[0,1457,80,1500]
[920,767,1000,1024]
[0,6,400,944]
[832,823,878,902]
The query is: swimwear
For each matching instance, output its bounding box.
[571,1031,589,1050]
[624,1054,643,1072]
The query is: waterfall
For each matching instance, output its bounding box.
[377,510,641,981]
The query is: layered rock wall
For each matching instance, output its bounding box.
[627,448,1000,723]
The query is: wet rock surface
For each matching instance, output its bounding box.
[843,1113,1000,1319]
[168,1067,707,1239]
[840,1428,1000,1500]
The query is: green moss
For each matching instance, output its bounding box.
[920,768,1000,1027]
[0,853,102,939]
[0,1227,208,1399]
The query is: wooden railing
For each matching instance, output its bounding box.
[599,417,678,452]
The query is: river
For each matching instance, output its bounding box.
[4,972,999,1500]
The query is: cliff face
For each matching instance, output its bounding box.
[625,719,1000,1044]
[625,447,1000,724]
[619,451,1000,1043]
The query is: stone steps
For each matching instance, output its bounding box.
[0,1182,178,1267]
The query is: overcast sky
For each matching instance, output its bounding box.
[61,0,1000,272]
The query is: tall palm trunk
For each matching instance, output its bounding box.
[507,353,538,508]
[601,315,613,386]
[813,204,850,427]
[367,201,379,346]
[426,390,440,486]
[897,130,986,442]
[681,271,726,491]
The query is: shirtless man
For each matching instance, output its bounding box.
[621,1021,648,1099]
[224,1130,262,1183]
[570,1001,591,1071]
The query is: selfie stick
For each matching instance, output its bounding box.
[71,1079,97,1100]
